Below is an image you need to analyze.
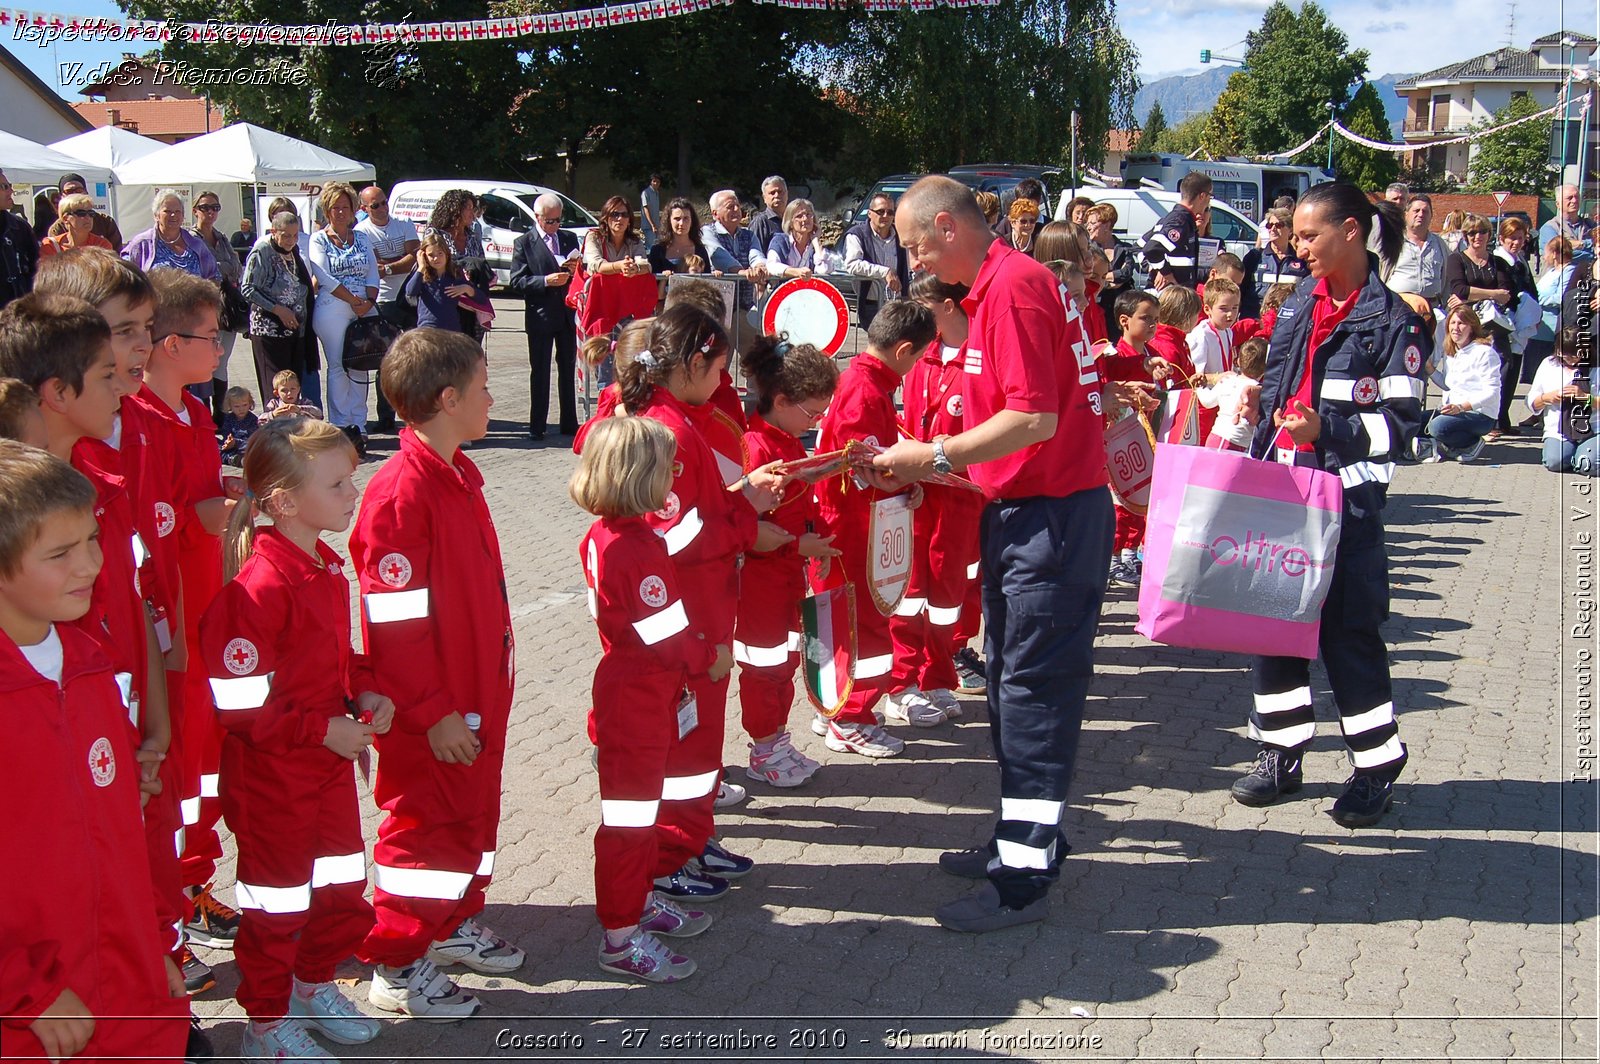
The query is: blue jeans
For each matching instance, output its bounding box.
[1543,436,1600,476]
[1429,411,1495,451]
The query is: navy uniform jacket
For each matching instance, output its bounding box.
[1142,202,1200,287]
[1252,256,1429,522]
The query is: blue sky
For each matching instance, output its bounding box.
[6,0,1595,100]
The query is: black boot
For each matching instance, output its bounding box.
[209,378,227,429]
[1230,747,1304,806]
[1330,765,1402,828]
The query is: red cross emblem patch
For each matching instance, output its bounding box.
[378,552,412,588]
[946,394,964,418]
[224,637,259,676]
[1403,345,1423,375]
[88,737,116,787]
[154,501,176,538]
[639,575,669,608]
[655,491,681,521]
[1353,377,1379,406]
[1168,227,1183,243]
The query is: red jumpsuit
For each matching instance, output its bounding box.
[351,429,515,969]
[581,517,717,929]
[814,353,911,724]
[735,413,814,739]
[200,529,376,1020]
[127,385,227,890]
[636,387,757,873]
[892,343,983,694]
[0,626,188,1063]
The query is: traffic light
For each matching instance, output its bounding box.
[1200,49,1211,63]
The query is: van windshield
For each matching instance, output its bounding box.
[517,193,595,230]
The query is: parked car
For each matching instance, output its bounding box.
[387,180,597,287]
[947,163,1065,212]
[1055,187,1261,276]
[846,173,927,225]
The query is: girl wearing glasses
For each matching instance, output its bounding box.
[39,193,113,257]
[1241,207,1308,319]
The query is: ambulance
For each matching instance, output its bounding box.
[1115,154,1333,224]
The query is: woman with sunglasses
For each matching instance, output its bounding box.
[1241,207,1309,319]
[38,193,112,257]
[584,196,649,277]
[189,191,245,424]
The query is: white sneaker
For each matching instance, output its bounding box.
[714,780,748,807]
[882,688,944,728]
[746,732,820,787]
[289,979,381,1046]
[923,688,961,720]
[427,915,525,974]
[810,712,829,736]
[240,1017,337,1061]
[368,958,480,1022]
[824,720,906,758]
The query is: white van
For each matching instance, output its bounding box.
[1117,154,1331,223]
[387,180,597,287]
[1054,187,1260,265]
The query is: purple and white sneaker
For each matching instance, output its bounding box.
[598,929,697,983]
[639,891,713,938]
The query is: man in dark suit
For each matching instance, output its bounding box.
[510,193,581,439]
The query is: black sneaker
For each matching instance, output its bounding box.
[1229,748,1303,806]
[652,868,730,901]
[177,945,215,995]
[938,847,994,880]
[1330,772,1397,827]
[184,1016,214,1063]
[184,884,239,949]
[953,649,987,694]
[687,839,755,880]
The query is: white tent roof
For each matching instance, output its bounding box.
[0,128,114,187]
[113,122,376,186]
[49,126,167,171]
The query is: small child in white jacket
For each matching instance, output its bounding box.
[1198,336,1270,451]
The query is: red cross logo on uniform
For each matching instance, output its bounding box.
[378,553,413,588]
[639,575,669,608]
[224,637,259,676]
[1353,376,1379,406]
[1403,345,1423,375]
[88,737,116,787]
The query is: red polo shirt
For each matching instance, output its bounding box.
[960,241,1107,500]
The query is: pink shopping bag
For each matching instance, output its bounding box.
[1136,443,1343,659]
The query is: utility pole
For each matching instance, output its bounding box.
[1327,102,1336,172]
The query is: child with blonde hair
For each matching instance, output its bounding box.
[573,415,733,982]
[219,385,259,467]
[201,416,394,1061]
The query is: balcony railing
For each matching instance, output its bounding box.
[1402,117,1477,135]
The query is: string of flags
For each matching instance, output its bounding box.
[1,0,1000,46]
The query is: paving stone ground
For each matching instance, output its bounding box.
[190,300,1597,1062]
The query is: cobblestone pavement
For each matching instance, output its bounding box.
[191,301,1597,1061]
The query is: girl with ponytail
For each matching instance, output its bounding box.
[201,416,396,1060]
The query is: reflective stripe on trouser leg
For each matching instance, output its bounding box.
[982,490,1112,908]
[1320,521,1405,776]
[1247,656,1317,751]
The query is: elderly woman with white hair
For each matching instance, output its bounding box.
[765,198,837,279]
[122,188,221,281]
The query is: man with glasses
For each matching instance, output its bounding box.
[843,193,910,330]
[357,185,420,433]
[57,172,123,250]
[1386,194,1448,310]
[0,169,39,310]
[509,193,581,439]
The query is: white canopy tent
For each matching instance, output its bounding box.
[0,129,115,225]
[50,127,168,236]
[111,123,378,242]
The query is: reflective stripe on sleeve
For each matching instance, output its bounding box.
[373,863,473,900]
[660,770,720,801]
[600,798,660,827]
[1001,797,1065,826]
[210,673,273,711]
[1358,413,1392,456]
[632,600,689,645]
[1164,255,1197,267]
[236,880,312,914]
[365,587,430,623]
[1339,461,1395,489]
[1379,375,1424,401]
[1148,232,1177,253]
[662,507,704,556]
[311,852,366,888]
[1320,379,1356,402]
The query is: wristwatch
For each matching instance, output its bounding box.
[931,439,953,475]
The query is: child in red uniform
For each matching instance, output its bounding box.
[891,274,985,717]
[736,336,840,788]
[573,416,733,982]
[812,300,938,751]
[202,417,391,1062]
[351,330,520,1021]
[612,305,784,901]
[0,441,188,1064]
[33,251,210,1006]
[131,269,242,955]
[1153,285,1201,373]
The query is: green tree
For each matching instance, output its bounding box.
[121,0,527,184]
[1202,73,1251,157]
[1158,112,1212,157]
[1467,93,1558,194]
[814,0,1140,179]
[1228,1,1368,155]
[1329,81,1399,188]
[1140,101,1168,150]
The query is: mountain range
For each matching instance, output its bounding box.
[1131,69,1411,141]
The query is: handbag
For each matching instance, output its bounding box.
[1136,443,1343,659]
[218,278,252,333]
[340,315,402,375]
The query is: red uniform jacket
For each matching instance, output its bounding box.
[1149,323,1198,384]
[814,353,907,545]
[109,397,178,652]
[0,627,186,1061]
[67,448,147,720]
[742,413,815,598]
[201,529,378,752]
[350,429,514,737]
[574,373,744,463]
[636,387,757,581]
[582,516,718,685]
